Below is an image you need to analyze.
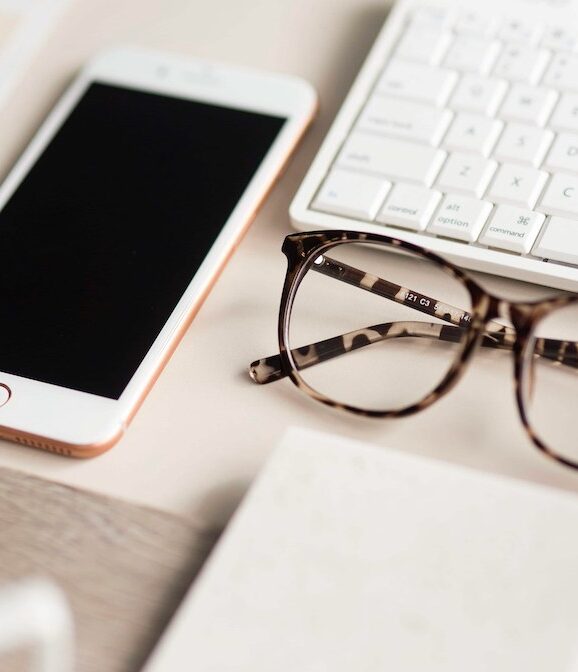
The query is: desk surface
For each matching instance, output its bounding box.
[0,0,577,533]
[0,467,215,672]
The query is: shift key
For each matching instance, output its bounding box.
[336,132,447,187]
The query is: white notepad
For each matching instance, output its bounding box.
[144,428,578,672]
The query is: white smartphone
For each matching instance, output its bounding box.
[0,47,316,457]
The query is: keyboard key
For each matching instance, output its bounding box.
[455,11,498,38]
[376,60,458,107]
[428,194,492,241]
[480,205,545,253]
[543,53,578,93]
[533,216,578,264]
[450,75,507,116]
[487,163,548,208]
[538,173,578,217]
[357,96,453,145]
[499,85,558,127]
[498,19,542,46]
[443,113,503,156]
[312,168,391,220]
[543,132,578,174]
[493,45,550,84]
[541,27,578,53]
[436,152,497,197]
[443,36,501,75]
[493,122,554,166]
[336,132,447,186]
[410,5,455,30]
[396,26,452,65]
[376,183,442,231]
[550,94,578,133]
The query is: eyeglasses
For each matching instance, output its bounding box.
[249,230,578,470]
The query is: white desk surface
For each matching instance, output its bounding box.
[0,0,576,530]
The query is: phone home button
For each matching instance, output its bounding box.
[0,384,11,407]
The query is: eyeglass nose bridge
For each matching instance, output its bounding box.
[482,295,538,358]
[484,295,532,328]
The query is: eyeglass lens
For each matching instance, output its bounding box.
[287,241,474,412]
[524,303,578,465]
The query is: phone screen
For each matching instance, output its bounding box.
[0,82,285,399]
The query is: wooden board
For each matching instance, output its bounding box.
[0,467,217,672]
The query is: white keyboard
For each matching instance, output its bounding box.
[0,0,72,111]
[290,0,578,290]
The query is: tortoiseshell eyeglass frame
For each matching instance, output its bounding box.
[249,230,578,470]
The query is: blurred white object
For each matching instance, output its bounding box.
[144,427,578,672]
[0,0,73,109]
[0,577,74,672]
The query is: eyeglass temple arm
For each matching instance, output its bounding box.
[249,255,577,384]
[312,254,481,328]
[249,320,511,384]
[249,318,578,384]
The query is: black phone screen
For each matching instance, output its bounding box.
[0,82,285,398]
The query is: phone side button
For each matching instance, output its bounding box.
[0,384,11,407]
